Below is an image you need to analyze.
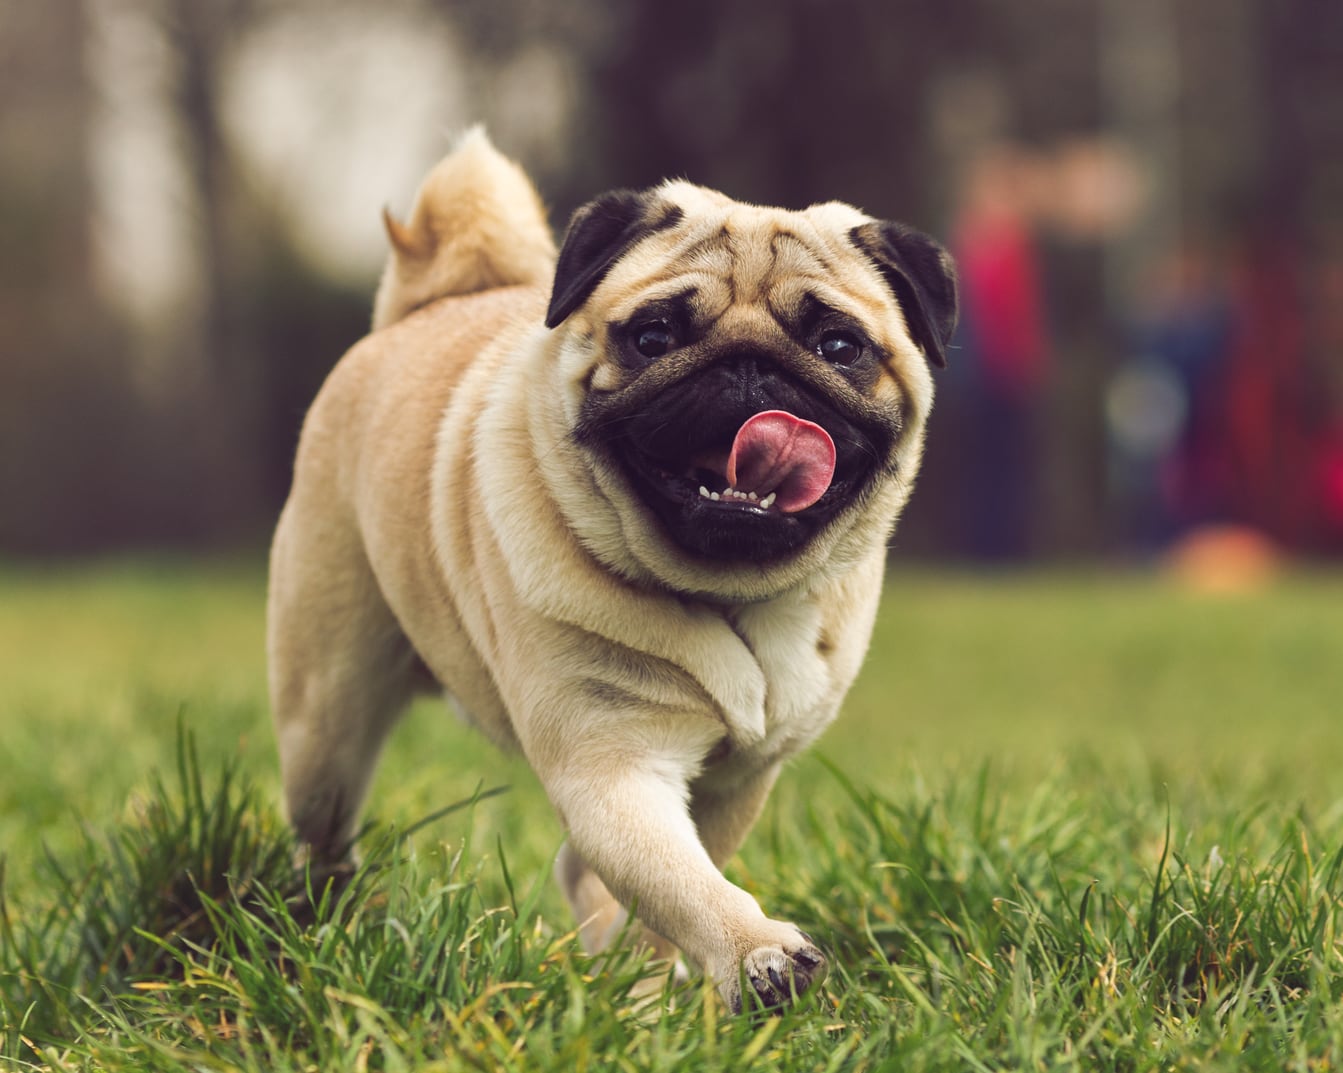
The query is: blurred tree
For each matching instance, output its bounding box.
[156,0,371,543]
[0,0,370,553]
[0,0,139,553]
[1259,0,1343,249]
[162,0,265,541]
[584,0,967,218]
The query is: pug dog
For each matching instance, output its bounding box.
[267,128,955,1013]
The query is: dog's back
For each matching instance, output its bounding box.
[371,127,556,331]
[271,131,553,857]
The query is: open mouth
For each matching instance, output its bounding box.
[582,361,890,561]
[615,408,870,560]
[670,410,837,515]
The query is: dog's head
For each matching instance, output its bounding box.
[544,182,956,600]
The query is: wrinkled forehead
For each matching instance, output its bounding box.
[600,185,893,327]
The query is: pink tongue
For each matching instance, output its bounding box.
[726,410,836,514]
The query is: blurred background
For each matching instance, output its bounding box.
[3,0,1342,566]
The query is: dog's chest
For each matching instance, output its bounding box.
[721,597,836,760]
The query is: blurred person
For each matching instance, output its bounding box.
[1313,251,1343,551]
[1219,224,1314,545]
[949,146,1051,561]
[1118,223,1337,559]
[1317,425,1343,550]
[1121,240,1235,546]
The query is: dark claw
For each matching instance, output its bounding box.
[734,939,829,1015]
[749,972,782,1008]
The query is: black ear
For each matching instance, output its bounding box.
[545,189,683,329]
[850,221,959,369]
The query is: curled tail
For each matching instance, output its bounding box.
[371,127,556,330]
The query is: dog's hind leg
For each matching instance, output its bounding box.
[267,512,425,863]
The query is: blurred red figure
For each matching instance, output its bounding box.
[950,147,1051,560]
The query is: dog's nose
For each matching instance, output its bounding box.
[717,350,791,413]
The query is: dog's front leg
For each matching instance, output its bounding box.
[536,743,826,1013]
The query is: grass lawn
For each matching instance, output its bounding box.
[2,558,1342,1070]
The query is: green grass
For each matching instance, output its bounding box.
[3,559,1343,1070]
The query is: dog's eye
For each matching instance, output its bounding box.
[634,322,676,359]
[817,330,863,366]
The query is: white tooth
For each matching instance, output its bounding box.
[761,492,776,509]
[748,491,758,501]
[710,492,720,501]
[699,486,710,498]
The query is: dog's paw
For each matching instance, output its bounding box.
[725,929,828,1013]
